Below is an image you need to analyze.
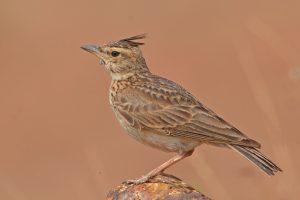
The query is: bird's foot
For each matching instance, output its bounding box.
[123,175,152,185]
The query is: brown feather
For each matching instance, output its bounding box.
[229,145,282,175]
[108,34,146,48]
[111,73,261,148]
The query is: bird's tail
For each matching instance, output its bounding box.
[229,144,282,175]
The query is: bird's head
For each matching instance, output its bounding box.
[81,34,149,80]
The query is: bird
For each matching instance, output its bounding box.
[81,34,282,184]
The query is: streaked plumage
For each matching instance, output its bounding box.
[81,34,281,183]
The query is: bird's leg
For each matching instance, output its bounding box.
[125,150,194,184]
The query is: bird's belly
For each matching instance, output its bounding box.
[115,114,199,153]
[135,129,200,153]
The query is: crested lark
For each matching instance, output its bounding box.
[81,34,281,184]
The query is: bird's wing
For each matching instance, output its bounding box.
[113,77,261,148]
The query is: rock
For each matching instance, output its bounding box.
[107,173,211,200]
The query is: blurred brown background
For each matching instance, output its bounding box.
[1,0,300,199]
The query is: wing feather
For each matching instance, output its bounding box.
[112,76,261,148]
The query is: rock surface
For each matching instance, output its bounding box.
[107,173,211,200]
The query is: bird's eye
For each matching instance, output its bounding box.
[111,51,120,57]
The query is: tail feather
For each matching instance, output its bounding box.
[229,144,282,175]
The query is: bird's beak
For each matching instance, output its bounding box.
[80,45,100,55]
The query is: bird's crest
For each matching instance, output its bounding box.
[108,34,146,48]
